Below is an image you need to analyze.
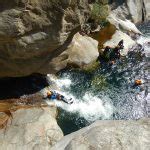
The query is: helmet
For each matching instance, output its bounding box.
[135,80,142,85]
[47,91,52,96]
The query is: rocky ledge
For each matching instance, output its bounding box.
[0,102,63,150]
[52,118,150,150]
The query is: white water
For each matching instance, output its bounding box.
[46,75,113,122]
[137,35,150,57]
[44,33,150,122]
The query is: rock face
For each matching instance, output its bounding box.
[0,106,63,150]
[0,0,93,77]
[51,118,150,150]
[107,13,142,34]
[106,0,149,36]
[109,0,150,23]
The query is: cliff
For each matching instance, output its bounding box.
[0,0,97,77]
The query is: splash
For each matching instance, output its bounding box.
[137,35,150,57]
[47,74,72,89]
[47,91,113,122]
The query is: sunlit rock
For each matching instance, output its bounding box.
[52,118,150,150]
[42,33,99,72]
[0,106,63,150]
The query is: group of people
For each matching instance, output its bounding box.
[45,39,143,104]
[97,40,124,65]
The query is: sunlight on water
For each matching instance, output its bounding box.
[45,22,150,135]
[137,36,150,57]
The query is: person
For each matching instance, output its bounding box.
[110,40,124,61]
[97,46,112,64]
[97,40,124,65]
[134,79,142,86]
[46,91,73,104]
[103,46,112,61]
[118,39,124,49]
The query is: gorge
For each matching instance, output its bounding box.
[0,0,150,150]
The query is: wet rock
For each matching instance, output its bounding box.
[0,106,63,150]
[52,118,150,150]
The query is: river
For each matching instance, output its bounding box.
[46,22,150,135]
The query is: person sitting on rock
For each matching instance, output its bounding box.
[118,39,124,49]
[97,46,112,63]
[97,40,124,65]
[46,91,73,104]
[109,40,124,61]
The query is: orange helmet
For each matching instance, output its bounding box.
[135,80,142,85]
[47,91,52,96]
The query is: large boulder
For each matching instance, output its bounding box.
[107,13,142,34]
[0,0,93,77]
[0,106,63,150]
[51,118,150,150]
[42,33,99,72]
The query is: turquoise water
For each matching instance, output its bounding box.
[56,22,150,135]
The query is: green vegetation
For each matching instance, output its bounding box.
[91,1,110,23]
[83,60,100,73]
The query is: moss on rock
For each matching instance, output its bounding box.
[91,75,108,90]
[83,60,100,73]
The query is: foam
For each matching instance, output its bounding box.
[137,35,150,57]
[47,92,113,122]
[47,74,72,89]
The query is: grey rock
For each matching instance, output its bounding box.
[43,33,99,73]
[52,118,150,150]
[109,0,150,23]
[0,0,93,77]
[0,107,63,150]
[143,0,150,21]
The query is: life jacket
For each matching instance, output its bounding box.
[50,92,58,100]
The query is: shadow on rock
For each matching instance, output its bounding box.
[0,74,49,100]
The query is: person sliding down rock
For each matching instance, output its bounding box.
[46,91,73,104]
[97,40,124,65]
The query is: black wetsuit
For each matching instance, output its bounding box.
[97,40,124,64]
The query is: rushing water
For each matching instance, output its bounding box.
[47,22,150,135]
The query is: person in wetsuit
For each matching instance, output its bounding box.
[97,40,124,65]
[46,91,73,104]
